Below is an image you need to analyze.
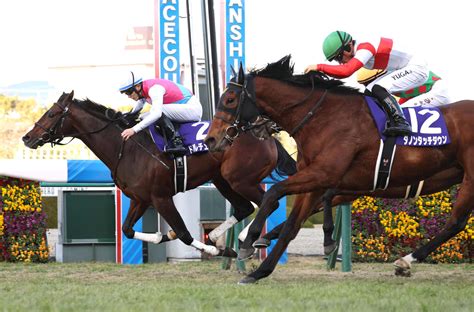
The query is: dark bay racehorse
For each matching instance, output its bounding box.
[22,91,296,257]
[205,55,473,283]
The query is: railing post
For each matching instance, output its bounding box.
[222,208,246,272]
[327,203,352,272]
[341,203,352,272]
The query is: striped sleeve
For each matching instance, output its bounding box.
[317,58,364,79]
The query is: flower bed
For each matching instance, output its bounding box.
[0,176,49,262]
[352,186,473,263]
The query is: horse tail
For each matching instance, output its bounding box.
[273,138,297,178]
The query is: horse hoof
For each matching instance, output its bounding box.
[394,266,412,277]
[253,238,270,249]
[324,243,337,256]
[238,276,257,285]
[394,258,411,269]
[219,247,238,258]
[394,258,412,277]
[237,247,255,261]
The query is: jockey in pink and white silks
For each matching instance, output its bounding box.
[119,72,202,155]
[305,31,450,137]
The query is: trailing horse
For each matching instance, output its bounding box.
[22,91,296,257]
[205,55,472,283]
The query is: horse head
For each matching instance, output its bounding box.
[22,91,76,149]
[23,90,129,150]
[205,64,269,152]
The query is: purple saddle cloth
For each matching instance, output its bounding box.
[365,96,450,146]
[148,121,210,156]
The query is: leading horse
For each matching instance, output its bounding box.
[22,91,296,257]
[205,55,473,283]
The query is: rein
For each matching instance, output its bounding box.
[288,89,327,136]
[34,103,116,147]
[223,74,328,140]
[37,100,170,176]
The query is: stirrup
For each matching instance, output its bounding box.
[165,138,187,155]
[383,124,412,137]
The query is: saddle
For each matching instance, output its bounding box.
[365,96,450,190]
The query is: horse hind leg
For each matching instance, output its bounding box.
[395,178,473,277]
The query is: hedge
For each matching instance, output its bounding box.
[0,176,49,262]
[352,186,473,263]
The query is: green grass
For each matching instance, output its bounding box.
[0,256,472,311]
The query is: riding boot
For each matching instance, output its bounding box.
[371,85,412,137]
[156,115,187,156]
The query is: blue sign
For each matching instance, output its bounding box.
[160,0,180,82]
[225,0,245,81]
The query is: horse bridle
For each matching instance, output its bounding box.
[217,73,328,142]
[215,75,269,144]
[34,100,73,146]
[34,99,117,147]
[34,98,170,180]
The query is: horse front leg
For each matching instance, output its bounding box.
[122,199,150,239]
[238,183,285,260]
[253,193,322,248]
[151,196,232,257]
[208,175,259,247]
[254,189,354,256]
[240,191,323,284]
[394,177,473,277]
[122,199,175,244]
[239,166,332,260]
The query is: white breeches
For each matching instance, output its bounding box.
[366,60,451,108]
[367,63,429,94]
[163,95,203,122]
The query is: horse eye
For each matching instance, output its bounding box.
[48,112,55,118]
[226,98,234,104]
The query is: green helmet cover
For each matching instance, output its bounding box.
[322,31,352,61]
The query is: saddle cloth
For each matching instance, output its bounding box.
[365,96,450,146]
[148,121,210,156]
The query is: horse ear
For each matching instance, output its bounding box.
[230,65,237,79]
[238,63,245,84]
[66,90,74,101]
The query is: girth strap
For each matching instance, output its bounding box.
[373,137,397,190]
[174,156,187,193]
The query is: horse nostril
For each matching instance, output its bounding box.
[22,135,30,143]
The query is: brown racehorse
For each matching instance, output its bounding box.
[204,55,472,283]
[256,166,463,254]
[22,91,296,257]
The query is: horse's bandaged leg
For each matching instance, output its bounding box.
[238,219,254,242]
[208,216,238,242]
[402,253,416,266]
[191,239,219,256]
[134,232,163,244]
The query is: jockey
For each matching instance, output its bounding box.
[119,72,203,156]
[305,31,450,136]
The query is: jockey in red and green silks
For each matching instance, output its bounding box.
[306,31,451,136]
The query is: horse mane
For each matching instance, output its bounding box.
[74,98,139,128]
[250,55,362,95]
[74,98,111,117]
